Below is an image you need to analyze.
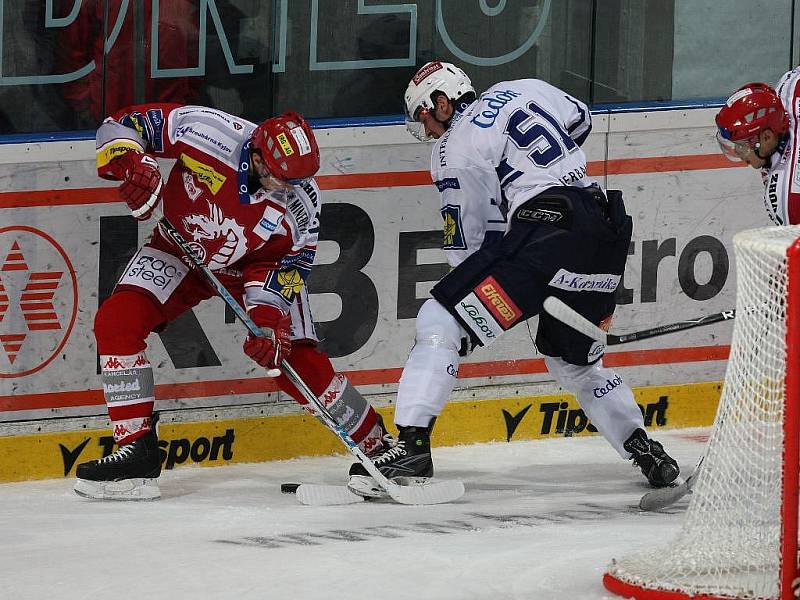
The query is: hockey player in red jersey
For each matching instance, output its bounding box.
[715,71,796,224]
[74,104,390,500]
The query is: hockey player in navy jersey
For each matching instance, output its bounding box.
[349,62,680,497]
[715,69,798,224]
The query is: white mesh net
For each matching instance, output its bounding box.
[605,225,800,599]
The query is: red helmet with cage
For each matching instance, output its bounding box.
[251,112,320,184]
[715,83,789,161]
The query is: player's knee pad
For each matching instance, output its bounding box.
[415,299,465,354]
[94,291,164,355]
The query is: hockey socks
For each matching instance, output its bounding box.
[100,352,156,445]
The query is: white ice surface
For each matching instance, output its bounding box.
[1,429,708,600]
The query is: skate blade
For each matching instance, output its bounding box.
[74,477,161,501]
[296,484,365,506]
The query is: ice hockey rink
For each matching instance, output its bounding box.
[1,428,707,599]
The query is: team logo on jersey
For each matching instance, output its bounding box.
[441,205,466,250]
[263,267,308,305]
[276,133,294,156]
[0,226,78,378]
[277,269,304,299]
[474,276,521,329]
[182,202,247,270]
[180,154,227,195]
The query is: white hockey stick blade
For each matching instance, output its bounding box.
[542,297,607,343]
[383,479,465,505]
[295,484,365,506]
[638,477,690,511]
[638,457,703,511]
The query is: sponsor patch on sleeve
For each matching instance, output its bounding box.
[179,153,227,195]
[441,204,467,250]
[435,177,460,192]
[96,139,146,169]
[145,108,165,152]
[254,205,284,241]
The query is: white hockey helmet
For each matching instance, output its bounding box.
[404,61,475,141]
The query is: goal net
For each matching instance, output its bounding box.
[604,225,800,600]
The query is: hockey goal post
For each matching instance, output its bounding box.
[604,225,800,600]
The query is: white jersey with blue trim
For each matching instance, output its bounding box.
[430,78,593,268]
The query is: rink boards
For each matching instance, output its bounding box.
[0,381,720,482]
[0,107,763,481]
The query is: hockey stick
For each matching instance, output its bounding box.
[638,456,703,511]
[157,215,281,377]
[542,297,735,345]
[158,215,464,505]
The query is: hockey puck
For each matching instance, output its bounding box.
[281,482,301,494]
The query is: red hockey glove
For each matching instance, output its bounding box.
[243,305,292,371]
[109,151,163,220]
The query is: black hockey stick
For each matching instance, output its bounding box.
[158,214,464,505]
[542,297,735,345]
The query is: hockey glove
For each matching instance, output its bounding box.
[243,304,292,370]
[109,151,163,220]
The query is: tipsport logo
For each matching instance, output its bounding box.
[0,226,78,378]
[59,429,237,476]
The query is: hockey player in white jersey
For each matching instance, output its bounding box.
[715,69,797,224]
[349,61,680,496]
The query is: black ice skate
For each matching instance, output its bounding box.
[74,428,162,501]
[623,428,680,488]
[348,424,434,498]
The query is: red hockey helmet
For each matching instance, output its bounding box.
[251,112,320,184]
[715,83,789,161]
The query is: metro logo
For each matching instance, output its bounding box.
[476,276,520,328]
[0,226,77,378]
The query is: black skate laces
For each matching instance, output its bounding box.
[98,444,136,464]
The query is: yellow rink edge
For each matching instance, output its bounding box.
[0,381,721,483]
